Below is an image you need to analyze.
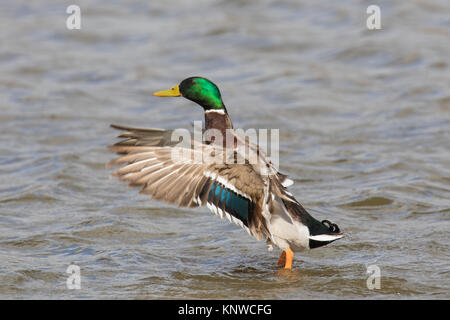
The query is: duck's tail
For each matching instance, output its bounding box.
[308,219,344,248]
[283,199,344,249]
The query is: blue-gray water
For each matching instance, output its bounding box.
[0,0,449,299]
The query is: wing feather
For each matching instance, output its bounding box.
[108,124,287,241]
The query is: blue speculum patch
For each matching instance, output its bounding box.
[207,182,249,222]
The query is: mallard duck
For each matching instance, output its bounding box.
[108,77,343,270]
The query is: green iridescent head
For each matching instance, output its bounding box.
[154,77,226,112]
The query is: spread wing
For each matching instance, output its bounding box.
[107,124,270,240]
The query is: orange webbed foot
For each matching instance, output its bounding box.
[277,248,294,270]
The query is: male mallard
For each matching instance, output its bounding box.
[108,77,343,270]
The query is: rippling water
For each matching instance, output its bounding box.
[0,0,449,299]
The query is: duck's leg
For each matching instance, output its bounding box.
[277,248,294,269]
[284,248,293,269]
[277,251,286,266]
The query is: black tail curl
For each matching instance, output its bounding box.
[321,220,340,233]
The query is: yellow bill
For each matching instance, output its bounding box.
[153,85,181,97]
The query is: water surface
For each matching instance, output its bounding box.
[0,0,449,299]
